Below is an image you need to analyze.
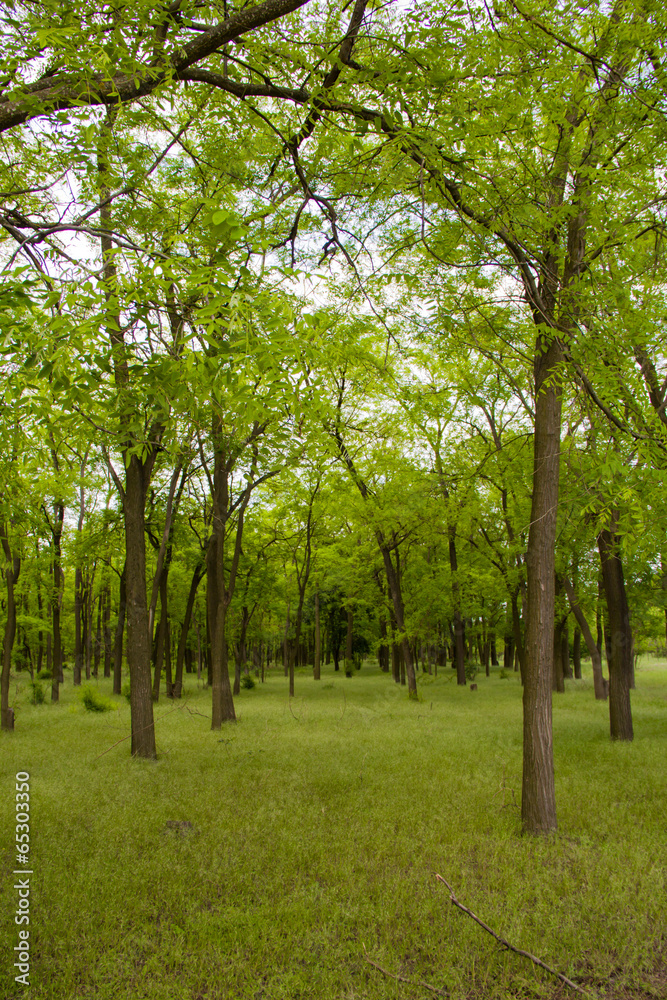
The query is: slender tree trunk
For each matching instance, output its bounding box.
[85,586,93,680]
[113,563,126,696]
[511,588,525,680]
[174,563,204,699]
[74,566,83,687]
[100,115,156,757]
[552,619,565,693]
[94,592,102,677]
[598,526,633,741]
[51,503,64,703]
[521,333,561,835]
[314,591,321,680]
[572,627,581,679]
[561,575,607,700]
[103,583,112,678]
[1,525,20,731]
[124,456,157,757]
[345,606,353,675]
[448,528,467,686]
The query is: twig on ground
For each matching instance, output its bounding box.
[363,944,448,996]
[186,705,210,720]
[288,698,301,722]
[435,874,594,997]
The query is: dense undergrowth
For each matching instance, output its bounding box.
[1,658,666,999]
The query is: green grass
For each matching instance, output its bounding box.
[1,658,666,999]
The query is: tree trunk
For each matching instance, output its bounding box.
[103,583,112,678]
[51,503,64,703]
[448,528,467,686]
[521,332,561,835]
[173,563,204,699]
[124,456,157,758]
[511,588,525,680]
[113,563,126,696]
[74,566,83,687]
[552,619,565,693]
[314,591,321,680]
[572,627,581,679]
[561,575,607,700]
[1,524,20,731]
[598,526,633,741]
[345,606,353,674]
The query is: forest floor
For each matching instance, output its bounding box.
[1,656,666,1000]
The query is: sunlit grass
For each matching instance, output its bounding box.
[1,656,665,999]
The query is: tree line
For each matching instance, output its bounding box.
[1,0,666,835]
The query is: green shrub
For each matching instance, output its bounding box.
[499,668,509,679]
[29,680,45,704]
[37,668,52,680]
[241,674,255,689]
[121,681,131,702]
[80,686,115,713]
[464,661,478,682]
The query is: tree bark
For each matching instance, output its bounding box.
[572,627,581,679]
[124,456,157,757]
[174,562,204,698]
[448,527,467,686]
[344,606,353,674]
[1,524,20,731]
[50,501,64,703]
[561,575,607,700]
[521,332,561,835]
[314,590,321,679]
[597,525,633,740]
[113,563,126,695]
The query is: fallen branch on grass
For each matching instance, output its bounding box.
[363,944,448,996]
[435,874,594,997]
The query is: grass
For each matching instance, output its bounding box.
[1,657,666,999]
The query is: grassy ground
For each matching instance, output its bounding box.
[1,657,666,1000]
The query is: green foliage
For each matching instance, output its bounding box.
[240,674,255,690]
[121,682,131,703]
[29,680,45,704]
[80,686,115,713]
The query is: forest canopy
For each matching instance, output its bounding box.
[1,0,667,843]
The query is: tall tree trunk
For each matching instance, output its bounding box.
[448,527,467,686]
[572,627,581,679]
[85,585,93,680]
[560,575,607,700]
[124,456,157,757]
[113,563,126,696]
[51,501,64,703]
[94,592,102,677]
[598,525,633,741]
[314,591,321,680]
[345,606,353,674]
[100,113,156,757]
[1,524,20,731]
[103,583,112,678]
[381,544,417,697]
[521,332,561,835]
[511,587,525,680]
[552,619,565,693]
[74,566,83,687]
[174,563,204,699]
